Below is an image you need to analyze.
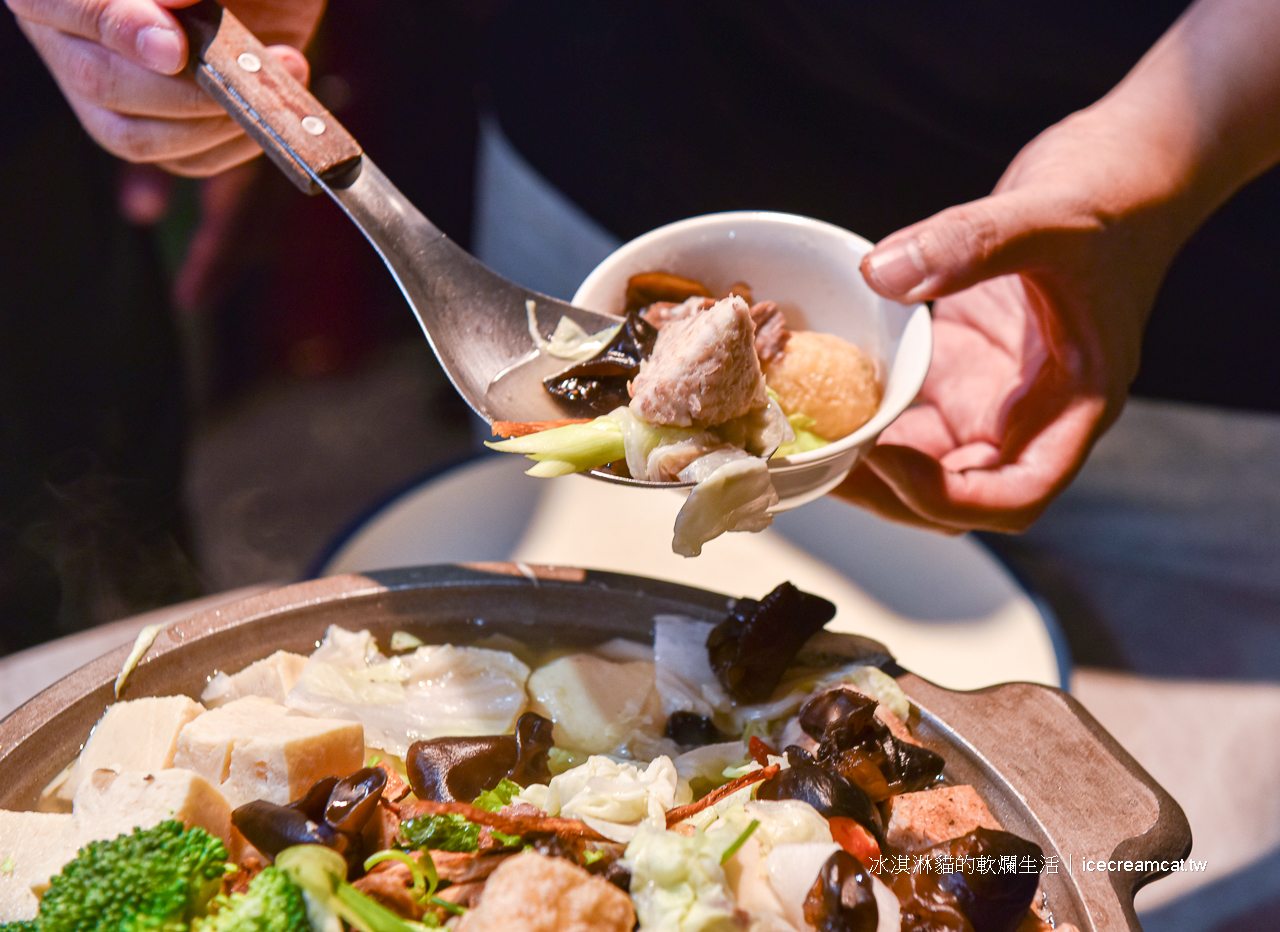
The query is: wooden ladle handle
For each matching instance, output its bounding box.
[176,0,363,193]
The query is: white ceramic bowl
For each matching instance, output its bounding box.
[572,211,932,508]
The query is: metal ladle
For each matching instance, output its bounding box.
[177,2,685,485]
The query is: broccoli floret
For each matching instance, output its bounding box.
[0,922,38,932]
[30,820,228,932]
[192,867,309,932]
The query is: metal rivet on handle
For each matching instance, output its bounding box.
[301,116,326,136]
[236,52,262,73]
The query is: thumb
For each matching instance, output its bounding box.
[860,189,1071,303]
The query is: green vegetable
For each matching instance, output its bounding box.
[19,820,227,932]
[623,822,739,932]
[399,814,480,853]
[389,632,424,652]
[719,820,760,864]
[472,779,522,813]
[768,398,830,458]
[364,851,433,902]
[484,419,624,476]
[772,421,829,457]
[275,846,430,932]
[399,780,523,853]
[192,867,308,932]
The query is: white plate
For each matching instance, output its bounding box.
[320,455,1066,690]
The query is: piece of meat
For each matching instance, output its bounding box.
[361,798,402,854]
[352,860,428,920]
[375,760,412,802]
[874,705,918,746]
[641,296,789,364]
[434,880,486,909]
[430,850,515,884]
[398,799,611,843]
[456,851,635,932]
[884,784,1004,853]
[629,295,767,427]
[748,301,790,363]
[640,296,714,329]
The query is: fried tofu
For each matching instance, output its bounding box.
[885,784,1003,853]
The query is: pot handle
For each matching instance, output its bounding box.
[174,0,362,193]
[899,674,1192,932]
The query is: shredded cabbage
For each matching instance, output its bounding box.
[527,303,621,361]
[114,622,168,697]
[671,742,749,798]
[518,755,685,842]
[672,456,778,557]
[715,395,794,458]
[764,389,829,458]
[624,822,742,932]
[285,629,530,758]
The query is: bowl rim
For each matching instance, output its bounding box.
[571,209,933,466]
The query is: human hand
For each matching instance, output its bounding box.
[836,0,1280,534]
[7,0,323,175]
[835,107,1194,533]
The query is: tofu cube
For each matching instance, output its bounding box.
[173,696,364,807]
[0,810,77,919]
[70,768,232,849]
[49,695,205,807]
[0,874,40,924]
[202,650,309,708]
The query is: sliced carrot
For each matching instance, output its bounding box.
[490,418,592,438]
[829,816,880,863]
[665,764,780,828]
[748,735,778,767]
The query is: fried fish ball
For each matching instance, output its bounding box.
[763,330,881,441]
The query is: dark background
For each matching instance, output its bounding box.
[3,0,1278,650]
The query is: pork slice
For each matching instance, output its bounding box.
[639,296,714,329]
[455,851,634,932]
[434,880,486,909]
[352,860,427,920]
[629,295,767,427]
[884,784,1004,854]
[749,301,790,363]
[430,850,515,884]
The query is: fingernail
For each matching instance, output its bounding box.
[137,26,184,73]
[863,238,926,296]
